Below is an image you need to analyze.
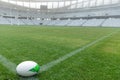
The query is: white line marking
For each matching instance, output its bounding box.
[0,55,17,73]
[0,55,39,80]
[40,30,119,73]
[0,30,119,80]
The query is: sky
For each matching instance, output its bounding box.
[0,0,120,9]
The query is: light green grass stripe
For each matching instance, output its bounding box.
[40,30,119,73]
[0,55,17,73]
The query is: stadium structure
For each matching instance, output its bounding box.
[0,0,120,80]
[0,0,120,27]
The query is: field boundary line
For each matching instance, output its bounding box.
[0,55,16,73]
[40,30,119,73]
[0,55,39,80]
[0,30,119,80]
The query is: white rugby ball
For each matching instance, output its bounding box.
[16,61,40,77]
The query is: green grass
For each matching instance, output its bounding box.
[0,25,120,80]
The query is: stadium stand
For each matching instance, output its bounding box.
[102,18,120,27]
[0,0,120,27]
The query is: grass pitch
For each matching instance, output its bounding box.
[0,25,120,80]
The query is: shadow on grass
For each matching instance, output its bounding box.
[18,74,40,80]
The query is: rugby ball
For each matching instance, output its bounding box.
[16,61,40,77]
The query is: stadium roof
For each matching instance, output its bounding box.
[16,0,77,2]
[0,0,119,10]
